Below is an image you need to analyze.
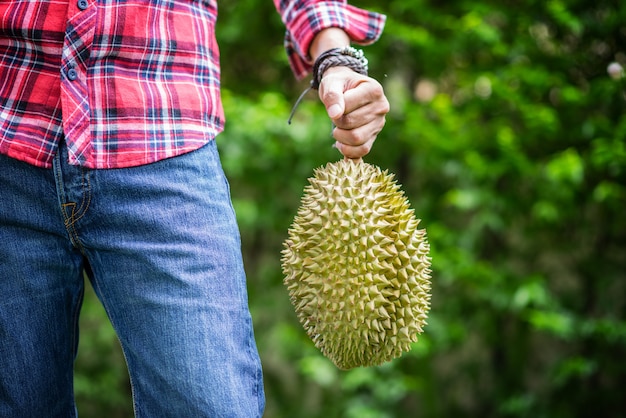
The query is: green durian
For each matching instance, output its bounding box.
[282,159,431,370]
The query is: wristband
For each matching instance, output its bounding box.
[288,46,369,124]
[311,46,369,89]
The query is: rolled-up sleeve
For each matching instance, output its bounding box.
[274,0,386,80]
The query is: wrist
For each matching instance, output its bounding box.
[310,46,369,89]
[310,28,351,61]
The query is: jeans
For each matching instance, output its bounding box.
[0,141,265,417]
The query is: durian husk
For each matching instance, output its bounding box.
[282,159,431,369]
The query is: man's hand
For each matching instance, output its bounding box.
[318,66,390,160]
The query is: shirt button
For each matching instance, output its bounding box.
[67,68,78,81]
[77,0,88,10]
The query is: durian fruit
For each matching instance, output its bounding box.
[282,159,431,370]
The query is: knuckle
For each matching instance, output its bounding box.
[367,79,384,96]
[379,114,387,129]
[322,88,341,102]
[366,81,389,110]
[337,113,355,129]
[319,80,342,102]
[348,129,367,145]
[380,97,390,114]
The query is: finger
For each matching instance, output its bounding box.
[334,81,389,130]
[333,121,385,161]
[333,116,386,147]
[341,78,387,116]
[333,97,390,130]
[318,75,347,119]
[334,136,377,160]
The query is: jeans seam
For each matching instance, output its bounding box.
[87,266,140,416]
[71,279,85,365]
[63,169,92,227]
[56,167,92,253]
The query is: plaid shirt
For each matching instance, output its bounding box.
[0,1,384,169]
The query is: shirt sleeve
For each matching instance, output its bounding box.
[274,0,386,80]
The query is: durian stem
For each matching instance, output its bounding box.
[344,156,363,164]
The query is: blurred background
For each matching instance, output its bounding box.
[74,0,626,416]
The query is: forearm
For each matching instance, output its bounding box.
[309,28,351,61]
[274,0,385,79]
[283,4,389,160]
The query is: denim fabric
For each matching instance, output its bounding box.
[0,141,265,417]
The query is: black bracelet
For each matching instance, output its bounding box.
[288,46,369,124]
[311,46,369,89]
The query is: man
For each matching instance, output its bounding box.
[0,0,388,416]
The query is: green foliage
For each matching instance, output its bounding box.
[75,282,131,417]
[74,0,626,416]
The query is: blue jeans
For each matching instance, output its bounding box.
[0,141,265,417]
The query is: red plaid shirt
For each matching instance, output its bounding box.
[0,1,384,169]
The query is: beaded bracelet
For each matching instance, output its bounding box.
[288,46,369,124]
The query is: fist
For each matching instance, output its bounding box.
[318,66,390,159]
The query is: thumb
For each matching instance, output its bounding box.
[326,100,344,120]
[319,76,346,120]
